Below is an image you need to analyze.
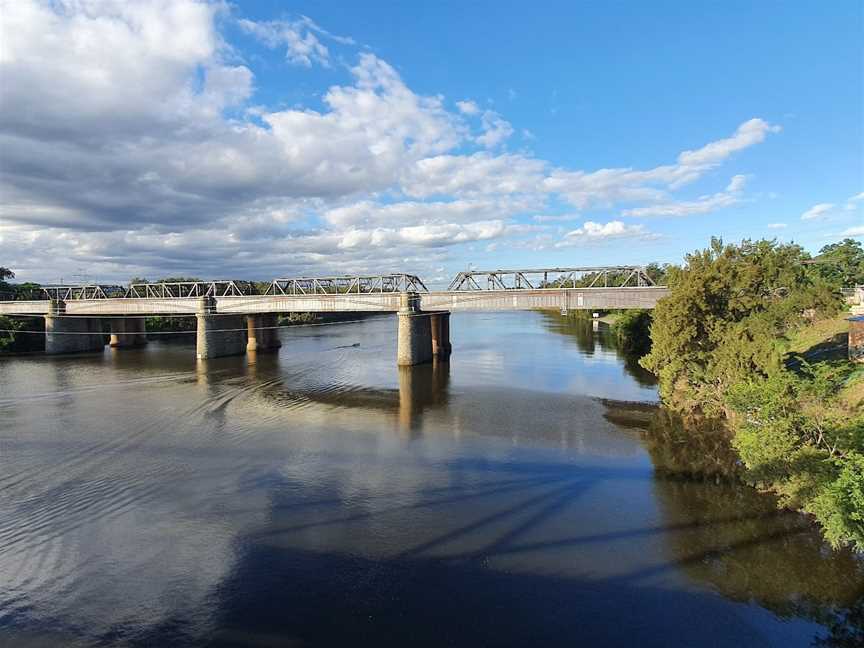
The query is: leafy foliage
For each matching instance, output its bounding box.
[813,238,864,288]
[640,238,842,415]
[726,364,864,551]
[612,309,652,355]
[638,238,862,550]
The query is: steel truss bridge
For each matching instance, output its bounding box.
[447,266,655,291]
[265,274,428,296]
[0,268,669,316]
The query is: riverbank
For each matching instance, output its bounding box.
[637,239,864,552]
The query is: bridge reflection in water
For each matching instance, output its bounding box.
[0,313,861,647]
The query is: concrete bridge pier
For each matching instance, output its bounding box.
[109,317,147,348]
[45,300,106,354]
[196,297,246,360]
[246,314,282,353]
[430,311,452,358]
[397,292,433,366]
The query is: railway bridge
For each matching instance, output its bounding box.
[0,267,669,365]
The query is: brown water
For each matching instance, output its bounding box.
[0,312,861,647]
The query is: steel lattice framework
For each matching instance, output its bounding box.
[8,268,661,303]
[41,285,127,300]
[124,281,254,298]
[447,266,656,291]
[264,274,428,296]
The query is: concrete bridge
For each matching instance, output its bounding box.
[0,268,669,365]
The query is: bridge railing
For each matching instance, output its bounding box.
[264,274,428,296]
[446,266,656,291]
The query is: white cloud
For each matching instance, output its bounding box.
[848,192,864,202]
[767,223,787,229]
[476,110,514,148]
[676,119,781,168]
[841,225,864,237]
[532,214,580,223]
[726,174,748,192]
[336,220,512,249]
[542,122,776,210]
[401,152,546,198]
[456,100,480,115]
[801,203,835,220]
[322,197,536,228]
[238,15,354,67]
[622,174,746,218]
[554,221,652,247]
[0,1,782,282]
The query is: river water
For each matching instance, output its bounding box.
[0,312,861,647]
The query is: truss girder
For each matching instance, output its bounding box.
[446,266,656,291]
[264,274,428,296]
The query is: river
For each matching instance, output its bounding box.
[0,312,861,647]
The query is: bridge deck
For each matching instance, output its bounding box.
[0,287,669,316]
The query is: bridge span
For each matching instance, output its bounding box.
[0,268,669,365]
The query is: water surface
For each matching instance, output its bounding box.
[0,312,861,647]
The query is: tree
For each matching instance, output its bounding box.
[813,238,864,287]
[640,238,841,415]
[0,267,13,281]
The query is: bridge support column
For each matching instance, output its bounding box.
[109,317,147,348]
[429,311,451,358]
[196,297,246,360]
[45,300,106,354]
[247,314,282,353]
[397,292,433,366]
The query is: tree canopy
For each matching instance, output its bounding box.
[812,238,864,287]
[640,238,841,415]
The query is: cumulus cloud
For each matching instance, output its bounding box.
[322,197,536,228]
[841,225,864,237]
[801,203,835,220]
[554,221,652,247]
[0,1,781,282]
[456,100,480,115]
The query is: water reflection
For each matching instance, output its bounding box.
[539,312,658,388]
[0,312,861,647]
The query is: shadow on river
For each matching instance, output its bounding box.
[0,312,861,647]
[221,316,864,647]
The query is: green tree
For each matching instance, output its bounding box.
[0,267,13,281]
[726,364,864,551]
[812,238,864,287]
[640,238,841,415]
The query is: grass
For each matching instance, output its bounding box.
[787,313,850,362]
[784,311,864,410]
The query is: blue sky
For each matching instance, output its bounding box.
[0,0,861,284]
